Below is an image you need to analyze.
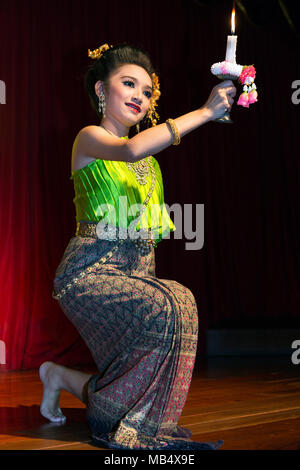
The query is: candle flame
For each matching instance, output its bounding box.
[231,7,235,34]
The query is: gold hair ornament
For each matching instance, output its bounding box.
[87,43,161,127]
[147,73,161,127]
[88,43,113,59]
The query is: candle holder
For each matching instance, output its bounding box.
[210,61,243,124]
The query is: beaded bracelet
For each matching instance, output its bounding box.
[166,118,181,145]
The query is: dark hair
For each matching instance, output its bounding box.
[84,43,156,126]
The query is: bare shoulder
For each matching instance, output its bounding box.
[77,125,106,138]
[71,126,119,173]
[72,124,132,168]
[71,126,99,173]
[74,124,106,147]
[74,124,107,146]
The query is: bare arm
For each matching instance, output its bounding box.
[76,80,236,163]
[129,107,212,162]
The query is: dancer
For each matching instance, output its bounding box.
[40,43,236,450]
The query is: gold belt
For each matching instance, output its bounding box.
[76,221,158,252]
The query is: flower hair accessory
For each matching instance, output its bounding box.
[211,61,258,109]
[87,43,161,127]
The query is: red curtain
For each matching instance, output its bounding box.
[0,0,299,370]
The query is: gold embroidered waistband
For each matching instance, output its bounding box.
[76,221,158,248]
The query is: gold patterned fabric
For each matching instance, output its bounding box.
[53,237,223,450]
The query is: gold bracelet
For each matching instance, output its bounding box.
[166,118,181,145]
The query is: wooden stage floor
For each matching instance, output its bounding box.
[0,356,300,451]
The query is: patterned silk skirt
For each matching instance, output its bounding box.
[53,236,223,450]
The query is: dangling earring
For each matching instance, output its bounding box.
[98,92,106,119]
[136,123,140,133]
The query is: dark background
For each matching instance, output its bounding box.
[0,0,299,370]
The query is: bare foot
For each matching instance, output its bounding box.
[39,361,66,423]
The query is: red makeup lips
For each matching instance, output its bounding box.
[125,102,141,113]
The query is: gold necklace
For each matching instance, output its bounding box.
[126,158,150,186]
[100,125,151,186]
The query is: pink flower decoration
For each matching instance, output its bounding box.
[237,92,250,108]
[248,89,258,104]
[239,65,256,86]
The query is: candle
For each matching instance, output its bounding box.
[225,4,237,63]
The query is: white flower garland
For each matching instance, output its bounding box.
[211,61,243,78]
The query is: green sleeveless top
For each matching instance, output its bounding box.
[70,137,176,245]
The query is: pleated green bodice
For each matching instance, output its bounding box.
[70,137,175,245]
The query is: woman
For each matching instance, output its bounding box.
[40,43,236,450]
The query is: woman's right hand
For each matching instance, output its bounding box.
[202,80,237,121]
